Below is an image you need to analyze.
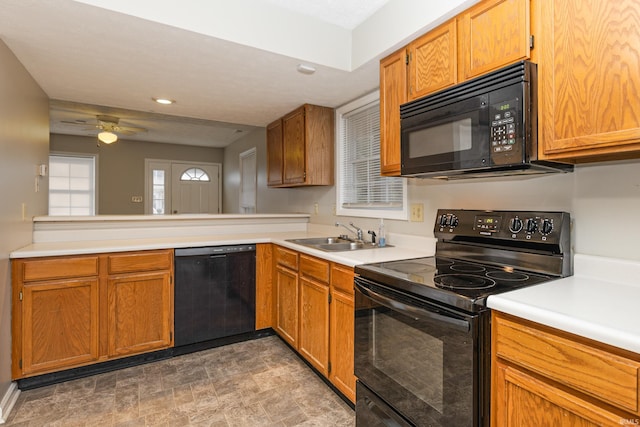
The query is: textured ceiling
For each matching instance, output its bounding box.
[0,0,464,147]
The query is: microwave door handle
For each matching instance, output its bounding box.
[355,282,470,332]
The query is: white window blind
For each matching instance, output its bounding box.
[338,97,406,219]
[49,155,96,215]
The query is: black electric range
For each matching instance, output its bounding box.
[355,208,573,313]
[354,209,572,427]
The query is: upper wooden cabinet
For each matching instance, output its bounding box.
[379,0,532,177]
[492,311,640,426]
[458,0,531,80]
[266,119,284,186]
[537,0,640,162]
[267,104,334,187]
[12,249,174,379]
[380,48,407,176]
[407,19,458,101]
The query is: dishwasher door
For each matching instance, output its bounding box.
[174,245,256,347]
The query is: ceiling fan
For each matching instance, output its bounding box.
[61,114,148,146]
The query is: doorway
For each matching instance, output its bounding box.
[144,160,221,214]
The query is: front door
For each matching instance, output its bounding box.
[170,163,220,214]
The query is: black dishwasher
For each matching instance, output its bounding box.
[174,245,256,347]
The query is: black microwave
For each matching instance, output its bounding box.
[400,61,572,179]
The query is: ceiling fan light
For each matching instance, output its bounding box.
[98,131,118,144]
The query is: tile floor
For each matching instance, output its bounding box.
[4,336,355,426]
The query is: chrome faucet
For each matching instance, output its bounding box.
[335,222,363,241]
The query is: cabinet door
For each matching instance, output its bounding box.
[282,106,306,185]
[539,0,640,161]
[459,0,531,80]
[21,278,99,376]
[493,361,628,426]
[408,19,457,101]
[275,265,299,348]
[379,49,407,176]
[107,272,173,357]
[329,289,356,403]
[266,119,284,186]
[255,243,274,330]
[299,277,329,376]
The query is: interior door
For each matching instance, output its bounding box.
[171,163,220,214]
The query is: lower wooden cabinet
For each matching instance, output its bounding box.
[329,264,356,403]
[20,277,100,376]
[492,311,640,426]
[107,271,173,357]
[272,245,356,403]
[12,249,174,379]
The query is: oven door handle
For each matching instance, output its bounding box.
[355,282,470,332]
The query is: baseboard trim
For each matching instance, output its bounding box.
[0,382,20,424]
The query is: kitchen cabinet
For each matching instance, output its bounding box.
[299,254,330,376]
[106,251,173,357]
[492,311,640,426]
[274,246,299,348]
[266,119,284,186]
[537,0,640,162]
[11,249,174,379]
[271,245,357,403]
[379,48,407,176]
[458,0,531,80]
[267,104,334,187]
[255,243,274,330]
[407,19,458,101]
[329,263,356,403]
[378,0,532,177]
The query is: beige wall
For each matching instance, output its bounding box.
[0,41,49,405]
[224,130,640,262]
[222,128,290,214]
[50,134,224,214]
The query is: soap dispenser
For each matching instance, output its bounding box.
[378,219,386,247]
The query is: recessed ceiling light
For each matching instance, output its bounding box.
[152,97,175,105]
[296,64,316,75]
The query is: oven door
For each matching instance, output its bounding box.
[354,277,489,427]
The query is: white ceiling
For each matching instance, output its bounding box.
[0,0,470,147]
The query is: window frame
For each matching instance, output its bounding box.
[335,91,408,220]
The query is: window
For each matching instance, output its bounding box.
[49,154,96,215]
[152,169,166,214]
[336,91,407,220]
[180,167,210,181]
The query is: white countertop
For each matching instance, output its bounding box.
[488,254,640,354]
[10,230,435,267]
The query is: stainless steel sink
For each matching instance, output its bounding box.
[286,237,390,252]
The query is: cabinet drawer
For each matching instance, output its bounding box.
[331,264,354,295]
[22,256,99,282]
[108,250,172,274]
[275,246,298,271]
[300,255,329,284]
[494,314,640,415]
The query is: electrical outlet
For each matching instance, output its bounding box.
[131,196,143,203]
[410,203,424,222]
[313,202,319,215]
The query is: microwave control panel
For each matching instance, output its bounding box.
[490,98,523,164]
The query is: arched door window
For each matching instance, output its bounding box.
[180,167,210,182]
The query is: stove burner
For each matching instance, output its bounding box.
[434,274,496,290]
[450,264,486,273]
[486,271,529,281]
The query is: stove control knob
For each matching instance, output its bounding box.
[449,215,459,227]
[509,217,523,233]
[525,218,539,233]
[541,218,554,235]
[439,214,449,227]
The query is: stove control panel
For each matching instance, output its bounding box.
[435,209,571,245]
